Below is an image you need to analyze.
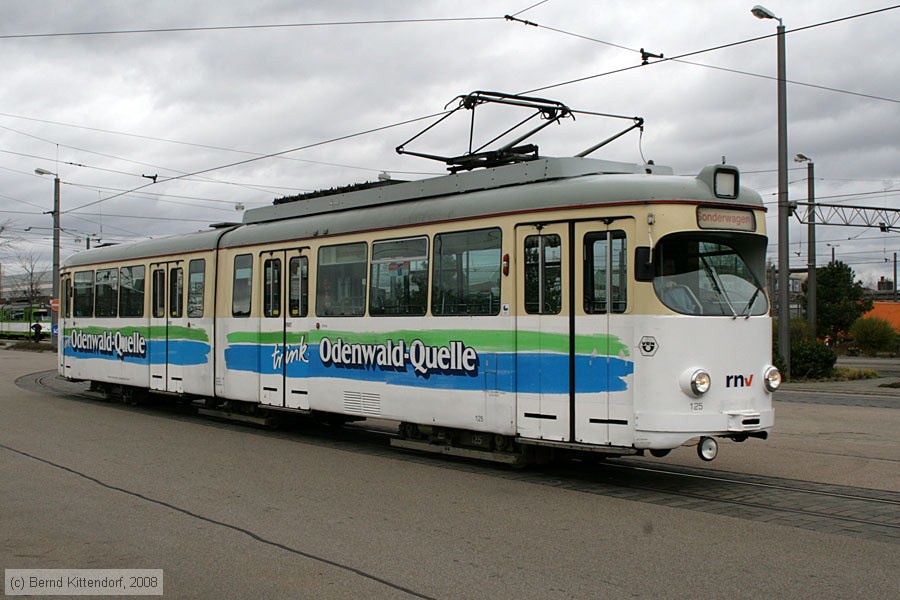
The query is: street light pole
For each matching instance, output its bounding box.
[35,168,60,350]
[752,4,790,378]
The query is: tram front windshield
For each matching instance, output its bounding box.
[653,232,768,316]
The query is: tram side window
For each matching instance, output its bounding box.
[432,228,501,316]
[152,269,165,318]
[187,259,205,318]
[95,268,118,317]
[289,256,308,317]
[370,237,428,316]
[584,231,627,314]
[62,276,71,319]
[119,265,145,318]
[316,243,367,317]
[73,271,94,317]
[524,234,562,314]
[232,254,253,317]
[169,267,184,318]
[263,258,282,318]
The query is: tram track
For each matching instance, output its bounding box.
[22,371,900,546]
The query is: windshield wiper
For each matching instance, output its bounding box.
[700,256,738,317]
[740,287,762,319]
[738,261,767,318]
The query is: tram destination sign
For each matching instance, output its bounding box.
[696,207,756,231]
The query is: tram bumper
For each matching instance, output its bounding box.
[726,409,767,432]
[633,408,774,449]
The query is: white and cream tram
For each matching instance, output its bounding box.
[58,153,778,463]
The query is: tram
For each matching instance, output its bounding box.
[57,93,779,463]
[0,303,49,339]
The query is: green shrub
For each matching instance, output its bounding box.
[849,317,899,356]
[790,339,837,379]
[789,318,814,343]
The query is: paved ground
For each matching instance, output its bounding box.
[1,348,898,599]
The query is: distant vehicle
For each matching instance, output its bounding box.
[56,92,779,464]
[0,303,49,339]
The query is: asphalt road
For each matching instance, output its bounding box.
[2,350,898,599]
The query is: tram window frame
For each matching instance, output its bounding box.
[316,242,367,317]
[263,257,282,318]
[288,256,308,317]
[152,269,165,318]
[524,233,562,315]
[369,236,428,316]
[169,267,184,318]
[62,275,72,319]
[584,230,628,314]
[94,268,118,318]
[653,232,769,317]
[432,228,502,317]
[187,259,205,318]
[73,271,94,317]
[232,254,253,318]
[119,265,145,318]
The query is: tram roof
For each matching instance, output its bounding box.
[63,226,235,268]
[62,157,763,267]
[244,157,677,225]
[221,157,761,249]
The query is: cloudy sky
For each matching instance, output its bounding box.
[0,0,897,286]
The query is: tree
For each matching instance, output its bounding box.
[10,250,50,307]
[802,261,873,340]
[0,219,14,253]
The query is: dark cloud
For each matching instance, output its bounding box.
[0,0,897,283]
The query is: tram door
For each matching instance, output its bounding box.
[515,224,570,441]
[574,220,633,446]
[258,250,310,410]
[59,273,71,376]
[149,261,186,393]
[516,220,633,444]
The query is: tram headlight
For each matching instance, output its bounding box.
[691,370,711,395]
[764,366,782,393]
[680,368,711,397]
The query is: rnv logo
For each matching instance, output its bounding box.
[726,374,754,388]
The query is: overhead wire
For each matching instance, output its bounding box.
[62,110,451,214]
[0,16,505,40]
[510,1,553,18]
[0,123,292,197]
[0,112,443,177]
[516,4,900,97]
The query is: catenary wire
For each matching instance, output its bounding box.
[62,110,450,214]
[517,4,900,95]
[0,16,504,40]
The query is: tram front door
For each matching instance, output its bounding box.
[515,219,634,445]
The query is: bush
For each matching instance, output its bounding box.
[789,318,814,343]
[790,339,837,380]
[849,317,899,356]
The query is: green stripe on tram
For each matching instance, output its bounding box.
[227,329,629,357]
[62,325,209,343]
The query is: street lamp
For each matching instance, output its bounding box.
[752,4,790,377]
[35,167,60,350]
[795,154,815,334]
